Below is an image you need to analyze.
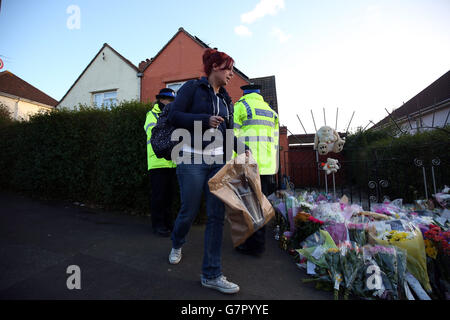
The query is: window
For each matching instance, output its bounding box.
[166,81,187,93]
[93,90,117,107]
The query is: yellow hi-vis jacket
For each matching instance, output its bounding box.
[233,93,279,175]
[144,103,176,170]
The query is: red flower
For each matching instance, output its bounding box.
[307,216,324,225]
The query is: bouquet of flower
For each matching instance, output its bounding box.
[371,200,407,219]
[341,202,364,221]
[364,245,401,299]
[324,247,343,300]
[338,242,365,299]
[294,191,315,213]
[348,223,369,246]
[312,202,346,223]
[285,195,298,237]
[315,193,329,203]
[424,225,450,257]
[352,260,386,300]
[324,222,348,244]
[424,224,450,299]
[433,185,449,209]
[369,221,432,293]
[291,212,324,248]
[296,230,337,269]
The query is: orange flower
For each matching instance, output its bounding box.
[294,212,311,224]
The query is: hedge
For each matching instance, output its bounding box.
[343,124,450,203]
[0,101,206,222]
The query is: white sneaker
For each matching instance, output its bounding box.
[169,248,182,264]
[201,275,240,294]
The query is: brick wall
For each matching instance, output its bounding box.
[141,31,249,104]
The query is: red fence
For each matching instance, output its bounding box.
[287,146,345,187]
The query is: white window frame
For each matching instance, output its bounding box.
[92,90,117,107]
[166,81,187,94]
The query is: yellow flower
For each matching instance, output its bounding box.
[327,248,339,253]
[388,231,409,242]
[424,239,438,259]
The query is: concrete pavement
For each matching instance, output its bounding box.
[0,191,332,300]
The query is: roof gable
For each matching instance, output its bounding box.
[57,43,139,106]
[141,27,249,81]
[0,71,58,107]
[375,69,450,127]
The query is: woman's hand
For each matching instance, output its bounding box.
[209,116,224,128]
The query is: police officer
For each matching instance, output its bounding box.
[144,88,177,237]
[233,84,279,255]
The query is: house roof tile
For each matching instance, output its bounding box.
[375,69,450,128]
[0,71,58,107]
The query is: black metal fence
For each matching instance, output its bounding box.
[286,146,448,210]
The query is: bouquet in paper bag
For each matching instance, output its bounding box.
[208,153,275,247]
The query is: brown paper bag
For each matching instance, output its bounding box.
[208,153,275,247]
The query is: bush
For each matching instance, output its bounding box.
[0,103,14,127]
[0,101,207,222]
[343,125,450,202]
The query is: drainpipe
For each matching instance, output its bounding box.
[14,97,19,120]
[137,72,143,102]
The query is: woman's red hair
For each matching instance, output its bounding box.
[202,48,234,76]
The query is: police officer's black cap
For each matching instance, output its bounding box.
[240,84,262,91]
[156,88,176,100]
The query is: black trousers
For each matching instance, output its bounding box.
[149,168,176,230]
[240,174,273,250]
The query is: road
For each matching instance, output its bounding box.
[0,191,332,300]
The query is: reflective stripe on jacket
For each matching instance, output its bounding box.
[144,103,176,170]
[233,93,279,175]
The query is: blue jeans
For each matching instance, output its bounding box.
[171,155,225,280]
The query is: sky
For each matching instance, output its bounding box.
[1,0,449,134]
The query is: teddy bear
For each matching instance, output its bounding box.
[323,158,340,175]
[332,135,345,153]
[314,126,345,155]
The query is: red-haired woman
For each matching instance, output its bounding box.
[168,48,249,294]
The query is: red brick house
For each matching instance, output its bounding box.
[139,28,250,104]
[139,27,289,187]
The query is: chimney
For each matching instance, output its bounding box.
[139,58,152,72]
